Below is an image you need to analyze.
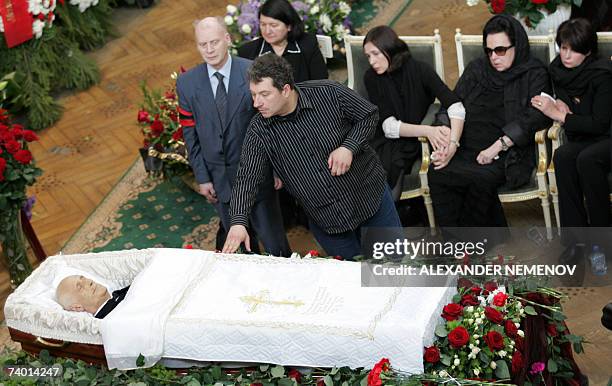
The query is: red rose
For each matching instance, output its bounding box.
[0,131,14,143]
[13,149,32,164]
[172,127,183,141]
[307,249,319,257]
[484,330,505,351]
[11,127,23,139]
[4,140,21,154]
[546,323,558,337]
[442,303,464,321]
[448,326,470,348]
[367,358,390,386]
[183,244,193,249]
[150,118,164,137]
[511,351,523,374]
[515,336,525,352]
[504,320,518,338]
[457,277,474,289]
[460,294,479,306]
[484,306,504,324]
[22,130,39,142]
[492,292,509,307]
[165,91,176,100]
[423,346,440,363]
[470,286,482,296]
[137,109,150,123]
[531,0,548,3]
[0,157,6,181]
[169,111,178,122]
[288,369,302,383]
[484,281,498,294]
[491,0,505,13]
[332,255,343,260]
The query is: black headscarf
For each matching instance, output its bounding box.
[549,55,612,101]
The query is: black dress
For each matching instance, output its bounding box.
[550,56,612,239]
[237,32,328,83]
[364,58,460,190]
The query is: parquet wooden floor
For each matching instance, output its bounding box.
[1,0,610,382]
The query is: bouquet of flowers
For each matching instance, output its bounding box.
[137,70,191,177]
[467,0,580,29]
[224,0,352,53]
[0,107,42,285]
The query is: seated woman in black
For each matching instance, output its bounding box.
[531,18,612,258]
[237,0,328,83]
[428,14,551,227]
[363,26,465,202]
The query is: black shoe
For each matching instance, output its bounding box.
[559,244,585,265]
[602,303,612,330]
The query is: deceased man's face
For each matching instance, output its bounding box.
[56,275,110,314]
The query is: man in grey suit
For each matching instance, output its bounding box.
[177,17,290,256]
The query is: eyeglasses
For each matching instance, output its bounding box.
[484,45,514,57]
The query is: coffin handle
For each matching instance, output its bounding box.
[34,337,70,348]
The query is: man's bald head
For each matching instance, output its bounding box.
[194,16,231,69]
[56,275,110,314]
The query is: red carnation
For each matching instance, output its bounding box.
[442,303,464,321]
[484,330,505,351]
[0,157,6,181]
[368,358,390,386]
[448,326,470,348]
[460,294,480,306]
[137,109,150,123]
[511,351,523,374]
[307,249,319,257]
[492,292,509,307]
[288,369,302,383]
[5,140,21,154]
[491,0,505,13]
[11,127,23,139]
[14,149,33,164]
[0,130,15,143]
[546,323,558,337]
[424,346,440,363]
[531,0,548,3]
[22,130,39,142]
[504,320,518,338]
[484,306,504,324]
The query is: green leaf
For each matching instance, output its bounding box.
[127,383,148,386]
[440,354,452,366]
[278,378,294,386]
[495,360,511,379]
[547,359,558,373]
[211,366,222,380]
[524,305,538,315]
[479,351,490,364]
[573,0,582,7]
[260,365,269,372]
[435,324,448,338]
[136,354,145,367]
[573,341,584,354]
[330,367,339,375]
[270,366,285,378]
[323,375,333,386]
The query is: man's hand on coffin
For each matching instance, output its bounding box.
[199,182,218,204]
[222,225,250,253]
[328,146,353,176]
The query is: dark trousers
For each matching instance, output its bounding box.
[554,139,610,244]
[214,192,291,257]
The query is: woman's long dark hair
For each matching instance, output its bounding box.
[259,0,304,42]
[363,25,411,72]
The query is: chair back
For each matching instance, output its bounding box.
[316,35,334,60]
[597,32,612,62]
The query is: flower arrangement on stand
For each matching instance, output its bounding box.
[467,0,580,31]
[0,107,42,286]
[137,70,191,178]
[224,0,352,54]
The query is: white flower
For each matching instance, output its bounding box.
[454,354,458,358]
[338,1,351,15]
[519,308,525,315]
[226,4,238,14]
[241,24,252,34]
[478,296,486,306]
[319,14,332,32]
[32,19,45,38]
[515,322,521,328]
[518,330,525,337]
[453,358,460,366]
[310,4,319,14]
[471,346,480,355]
[467,353,475,359]
[466,306,474,313]
[0,17,4,33]
[498,350,507,358]
[466,0,479,6]
[475,317,483,325]
[473,334,479,339]
[28,0,42,15]
[224,15,234,26]
[474,339,480,345]
[473,368,480,376]
[307,0,315,3]
[439,370,449,377]
[490,361,497,369]
[467,318,473,325]
[333,24,346,40]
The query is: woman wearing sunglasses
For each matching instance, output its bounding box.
[531,18,612,262]
[427,14,551,228]
[362,26,465,207]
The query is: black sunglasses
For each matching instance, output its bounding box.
[484,45,514,57]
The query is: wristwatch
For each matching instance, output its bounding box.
[450,139,460,148]
[499,137,509,151]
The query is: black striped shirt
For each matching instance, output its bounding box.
[229,80,387,234]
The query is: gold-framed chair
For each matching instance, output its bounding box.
[455,28,556,238]
[548,32,612,232]
[344,30,445,228]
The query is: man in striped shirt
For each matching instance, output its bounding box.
[222,54,402,259]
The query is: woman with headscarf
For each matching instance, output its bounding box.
[427,14,552,227]
[531,18,612,261]
[362,25,465,202]
[237,0,328,83]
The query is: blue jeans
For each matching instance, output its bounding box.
[308,185,402,260]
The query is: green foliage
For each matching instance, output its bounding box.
[54,0,116,51]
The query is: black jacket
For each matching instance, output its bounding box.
[237,33,328,83]
[94,286,130,319]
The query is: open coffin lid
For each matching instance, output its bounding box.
[5,248,456,372]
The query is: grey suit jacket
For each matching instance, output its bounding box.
[177,56,271,203]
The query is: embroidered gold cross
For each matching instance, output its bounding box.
[240,289,304,313]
